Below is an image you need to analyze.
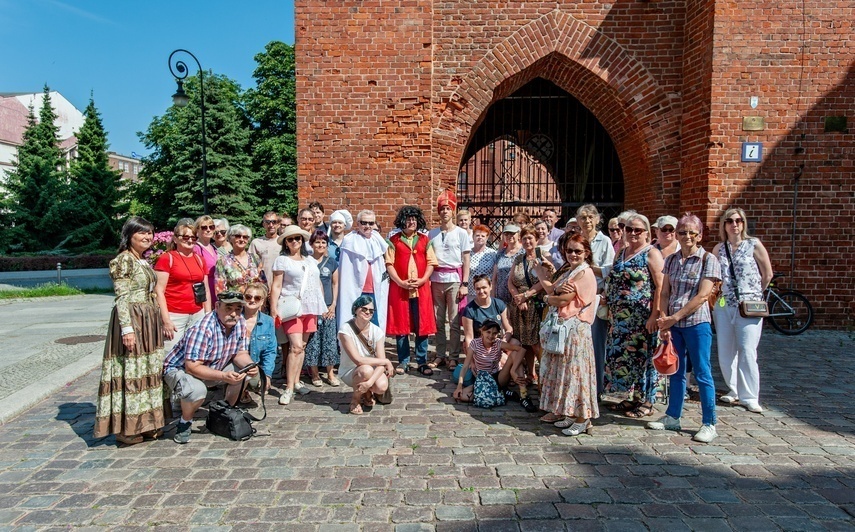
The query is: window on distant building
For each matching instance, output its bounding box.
[133,164,139,174]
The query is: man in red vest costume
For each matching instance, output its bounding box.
[385,206,438,376]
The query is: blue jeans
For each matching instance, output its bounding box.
[665,322,717,426]
[396,297,428,366]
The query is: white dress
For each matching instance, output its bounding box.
[338,321,384,387]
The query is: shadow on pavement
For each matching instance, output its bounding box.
[55,402,113,448]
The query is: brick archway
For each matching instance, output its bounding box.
[432,9,680,214]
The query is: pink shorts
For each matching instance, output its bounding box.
[281,314,318,334]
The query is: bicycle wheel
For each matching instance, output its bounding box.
[768,290,814,335]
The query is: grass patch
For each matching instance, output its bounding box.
[0,282,84,299]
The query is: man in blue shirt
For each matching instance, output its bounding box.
[163,290,258,444]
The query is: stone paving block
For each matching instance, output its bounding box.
[515,503,559,520]
[394,524,434,532]
[391,506,433,523]
[696,488,742,503]
[517,519,566,531]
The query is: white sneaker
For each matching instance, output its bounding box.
[294,382,311,395]
[744,402,763,413]
[693,424,718,443]
[278,388,293,405]
[719,394,739,404]
[647,415,681,431]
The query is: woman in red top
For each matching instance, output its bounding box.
[154,218,212,352]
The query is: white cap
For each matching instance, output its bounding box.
[330,209,353,230]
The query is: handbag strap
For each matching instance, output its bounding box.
[348,319,375,356]
[235,366,267,422]
[722,242,741,300]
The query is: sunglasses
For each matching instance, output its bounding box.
[565,248,585,255]
[359,306,376,315]
[568,226,582,233]
[263,219,280,225]
[198,224,215,231]
[608,227,621,233]
[658,226,675,233]
[244,294,265,303]
[677,230,699,237]
[214,230,227,236]
[176,235,198,242]
[359,220,376,227]
[625,227,647,235]
[232,235,249,240]
[726,218,744,225]
[285,236,303,243]
[618,222,626,229]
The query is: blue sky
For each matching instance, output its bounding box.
[0,0,295,157]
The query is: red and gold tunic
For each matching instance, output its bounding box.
[385,232,438,336]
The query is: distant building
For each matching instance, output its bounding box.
[0,91,140,185]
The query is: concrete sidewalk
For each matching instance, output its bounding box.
[0,320,853,530]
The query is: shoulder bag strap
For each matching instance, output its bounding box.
[522,256,534,289]
[234,366,267,422]
[722,242,740,300]
[348,319,375,356]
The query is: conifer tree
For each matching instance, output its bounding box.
[65,97,124,251]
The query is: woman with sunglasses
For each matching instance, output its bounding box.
[212,218,231,255]
[194,215,219,300]
[651,213,721,443]
[712,208,773,413]
[535,233,600,435]
[240,282,276,403]
[304,229,341,387]
[215,224,266,295]
[270,225,327,405]
[603,213,664,419]
[607,218,622,254]
[653,215,680,259]
[154,218,212,352]
[338,295,393,415]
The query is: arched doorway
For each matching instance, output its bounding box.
[457,78,623,237]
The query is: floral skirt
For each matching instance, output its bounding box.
[538,317,599,419]
[94,302,167,438]
[304,315,340,368]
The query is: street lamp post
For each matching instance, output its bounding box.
[168,49,209,215]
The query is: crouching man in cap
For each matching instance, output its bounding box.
[163,290,259,444]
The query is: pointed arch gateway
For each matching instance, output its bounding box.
[432,9,680,228]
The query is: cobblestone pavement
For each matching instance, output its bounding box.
[0,329,853,531]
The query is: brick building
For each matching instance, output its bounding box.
[296,1,854,328]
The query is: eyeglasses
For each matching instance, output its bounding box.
[198,224,215,231]
[244,294,265,303]
[625,227,647,235]
[214,230,227,236]
[285,236,303,243]
[232,235,249,240]
[299,217,314,222]
[262,219,280,225]
[658,226,675,233]
[359,306,375,315]
[568,226,581,233]
[565,248,585,255]
[577,215,595,221]
[176,235,198,242]
[359,220,376,227]
[608,227,621,233]
[677,230,699,237]
[726,218,744,225]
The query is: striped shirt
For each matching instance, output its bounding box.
[470,337,502,374]
[163,311,249,373]
[663,247,721,328]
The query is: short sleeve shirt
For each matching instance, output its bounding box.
[428,226,473,283]
[663,248,722,328]
[163,311,249,373]
[154,251,206,314]
[463,298,507,333]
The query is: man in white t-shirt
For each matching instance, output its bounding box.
[427,189,472,370]
[248,211,283,292]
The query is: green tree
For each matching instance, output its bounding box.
[64,97,124,251]
[244,41,298,218]
[2,85,68,251]
[133,72,258,230]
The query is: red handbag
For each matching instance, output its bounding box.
[652,338,679,376]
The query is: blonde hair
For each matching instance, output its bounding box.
[718,207,754,242]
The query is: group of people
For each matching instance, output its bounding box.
[93,191,772,446]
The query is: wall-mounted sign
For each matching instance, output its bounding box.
[741,142,763,162]
[742,116,766,131]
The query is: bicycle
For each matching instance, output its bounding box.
[764,273,814,335]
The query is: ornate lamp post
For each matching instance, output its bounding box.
[168,49,209,215]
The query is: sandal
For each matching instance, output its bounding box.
[625,403,655,418]
[607,400,637,413]
[554,418,575,429]
[311,379,324,387]
[539,413,565,423]
[427,358,446,369]
[349,402,363,415]
[362,394,376,408]
[418,364,434,376]
[395,366,406,376]
[447,359,458,371]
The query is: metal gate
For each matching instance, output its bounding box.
[458,78,624,237]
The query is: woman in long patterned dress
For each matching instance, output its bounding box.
[603,213,664,418]
[536,233,599,436]
[94,217,166,446]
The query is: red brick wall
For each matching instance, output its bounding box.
[296,0,854,327]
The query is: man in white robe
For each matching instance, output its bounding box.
[337,209,390,331]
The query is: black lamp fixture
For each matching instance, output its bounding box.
[168,49,209,214]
